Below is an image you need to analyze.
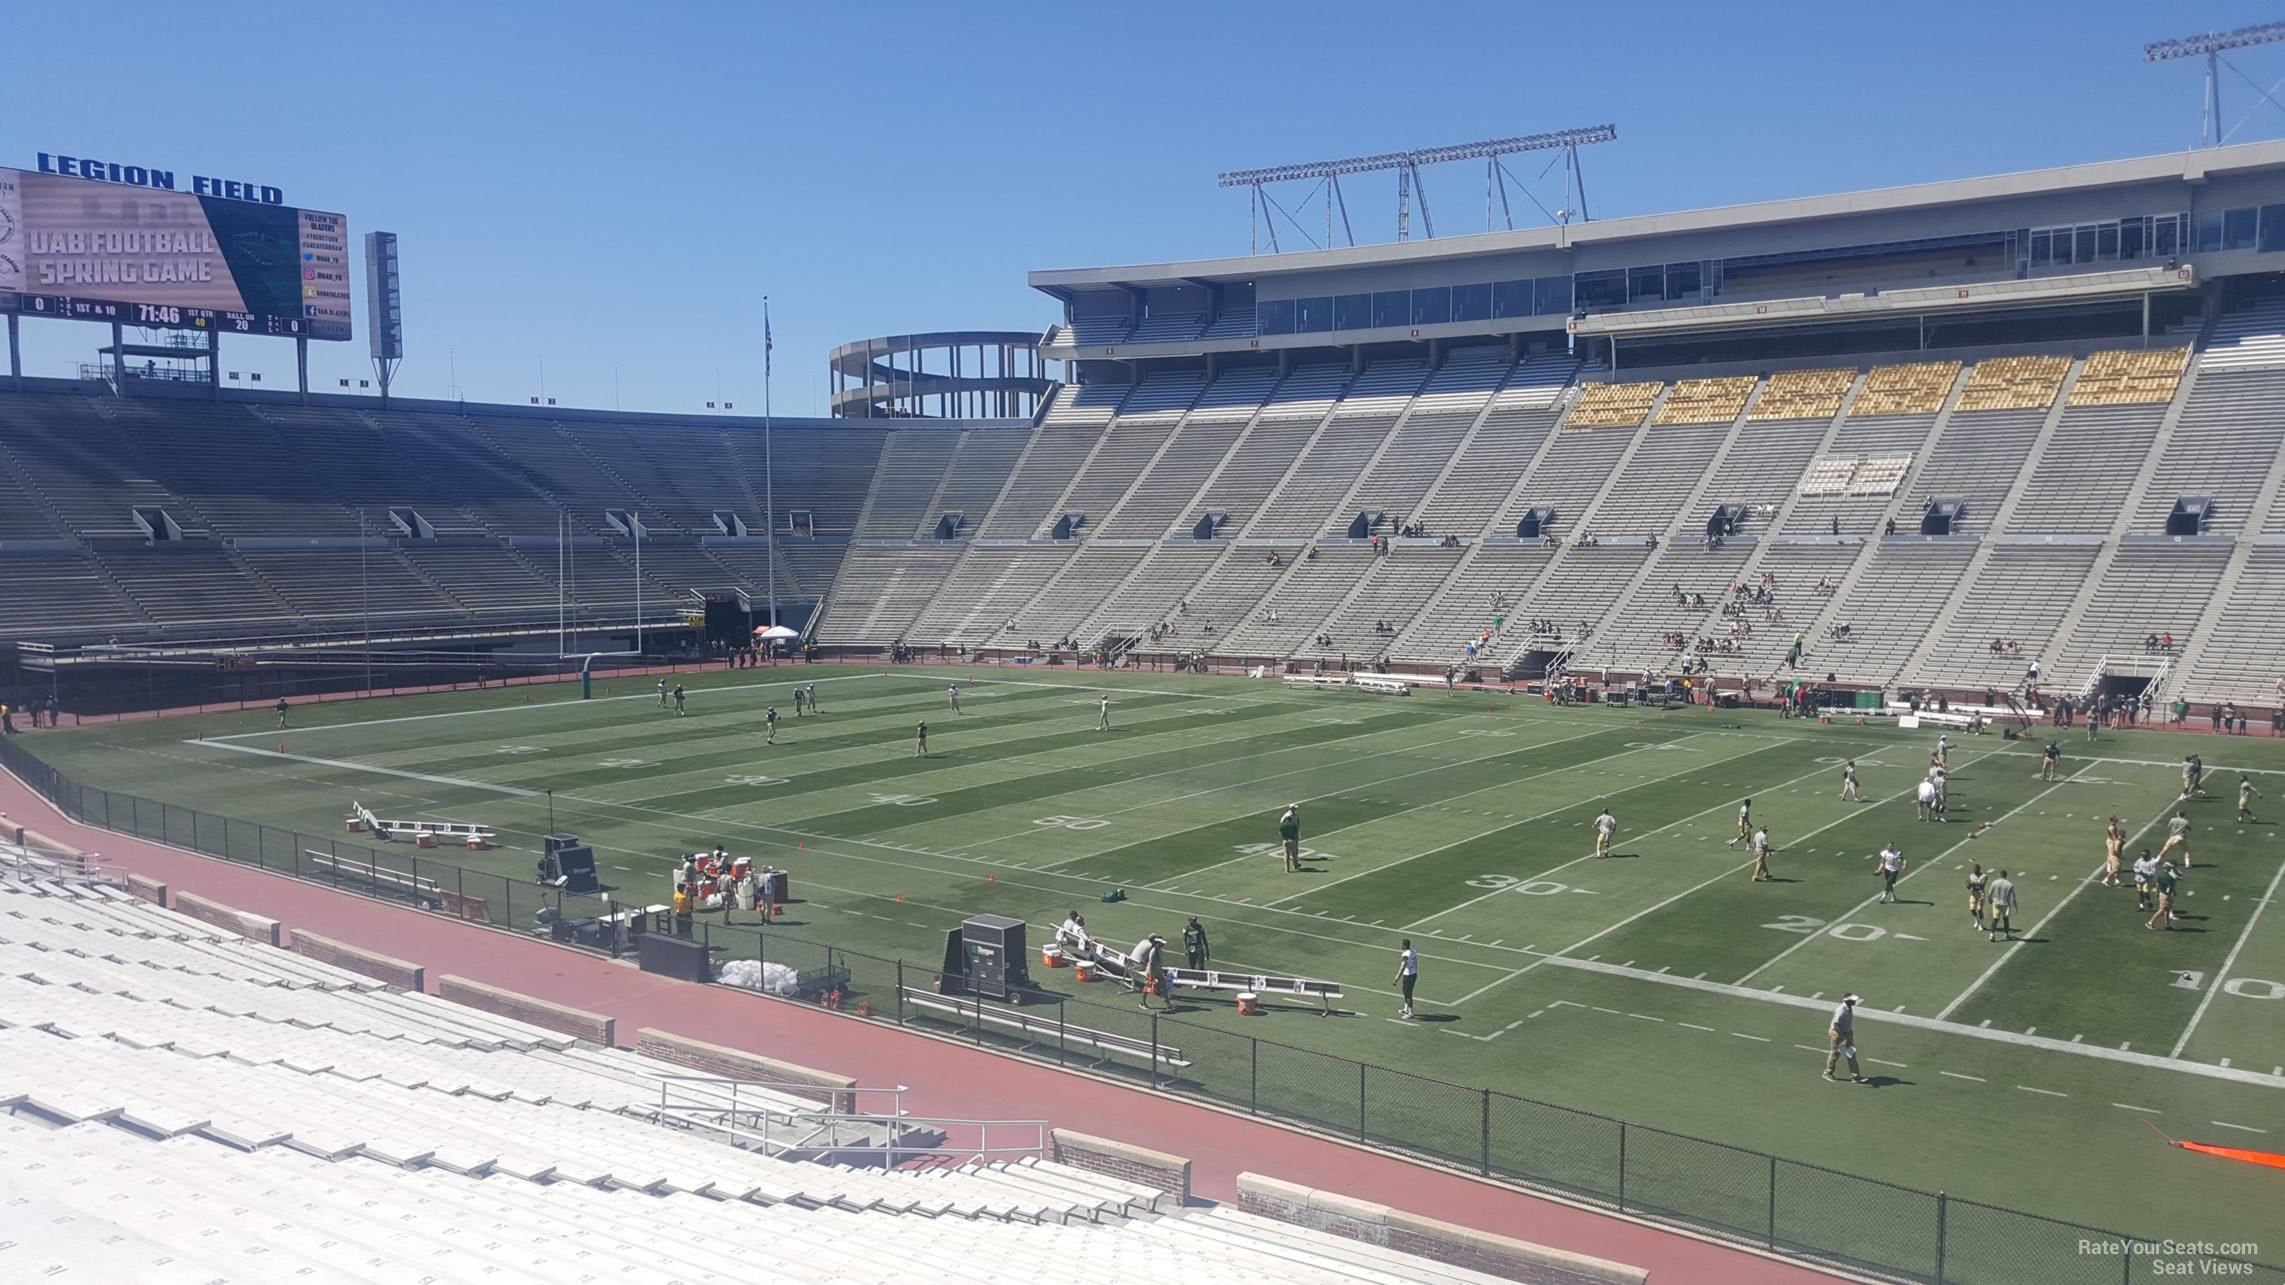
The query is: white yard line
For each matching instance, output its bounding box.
[209,669,901,741]
[1933,797,2182,1022]
[1408,746,1849,932]
[1261,732,1769,907]
[1448,766,1961,1007]
[191,740,542,796]
[1014,719,1620,870]
[1541,955,2285,1090]
[2168,852,2285,1058]
[1735,750,2035,986]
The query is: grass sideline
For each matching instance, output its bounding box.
[23,663,2285,1266]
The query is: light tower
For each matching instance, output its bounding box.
[1217,125,1617,255]
[2145,22,2285,147]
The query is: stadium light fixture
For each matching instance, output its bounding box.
[2144,22,2285,147]
[1216,126,1617,254]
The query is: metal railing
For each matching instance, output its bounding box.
[3,734,2277,1285]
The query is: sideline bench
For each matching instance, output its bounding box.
[303,850,490,923]
[346,801,498,850]
[1280,674,1351,690]
[1056,926,1345,1012]
[304,849,442,902]
[899,988,1189,1068]
[1351,673,1412,696]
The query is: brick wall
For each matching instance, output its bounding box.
[1049,1129,1189,1207]
[437,974,613,1046]
[1236,1173,1648,1285]
[291,930,424,991]
[171,891,282,947]
[126,874,167,907]
[634,1029,857,1110]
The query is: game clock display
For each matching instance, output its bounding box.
[0,166,349,341]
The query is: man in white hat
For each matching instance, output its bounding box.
[1824,994,1866,1083]
[1279,804,1302,872]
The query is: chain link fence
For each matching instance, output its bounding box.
[2,734,2276,1285]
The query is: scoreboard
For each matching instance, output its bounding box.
[0,166,350,341]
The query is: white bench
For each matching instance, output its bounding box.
[346,802,497,850]
[1280,673,1352,689]
[303,850,443,906]
[1057,927,1345,1012]
[1352,673,1413,696]
[900,989,1189,1068]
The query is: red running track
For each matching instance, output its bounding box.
[0,770,1839,1283]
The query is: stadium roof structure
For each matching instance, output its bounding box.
[1031,140,2285,293]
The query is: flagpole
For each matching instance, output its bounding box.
[764,297,778,639]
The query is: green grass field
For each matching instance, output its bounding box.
[27,665,2285,1274]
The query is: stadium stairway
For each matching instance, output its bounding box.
[0,874,1601,1285]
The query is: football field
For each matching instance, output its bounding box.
[29,665,2285,1273]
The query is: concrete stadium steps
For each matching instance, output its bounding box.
[1292,544,1469,663]
[562,422,761,531]
[1217,545,1381,656]
[1094,367,1279,539]
[262,407,492,536]
[97,545,303,633]
[904,546,1078,646]
[0,882,1522,1285]
[816,544,965,643]
[0,437,71,541]
[1412,403,1563,538]
[1069,543,1227,645]
[463,416,667,532]
[1897,408,2045,535]
[1493,545,1651,665]
[1166,550,1294,645]
[0,1118,1508,1285]
[1097,420,1246,538]
[2048,542,2234,684]
[0,553,150,638]
[2193,296,2285,370]
[778,540,845,603]
[110,401,365,539]
[1189,419,1321,536]
[2136,368,2285,534]
[393,413,589,537]
[751,428,887,537]
[977,425,1109,538]
[0,394,204,538]
[853,429,965,536]
[600,540,744,598]
[922,429,1030,538]
[1584,421,1731,539]
[1388,543,1553,666]
[1573,541,1756,675]
[1905,544,2100,691]
[1007,544,1153,644]
[703,541,809,601]
[1781,410,1941,535]
[1817,543,1977,684]
[1055,421,1182,534]
[400,544,564,613]
[2181,546,2285,703]
[2005,403,2170,534]
[238,549,465,622]
[1494,420,1639,541]
[1699,417,1833,525]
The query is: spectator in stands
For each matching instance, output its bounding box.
[2162,632,2174,651]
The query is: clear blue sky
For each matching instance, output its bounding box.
[10,1,2285,417]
